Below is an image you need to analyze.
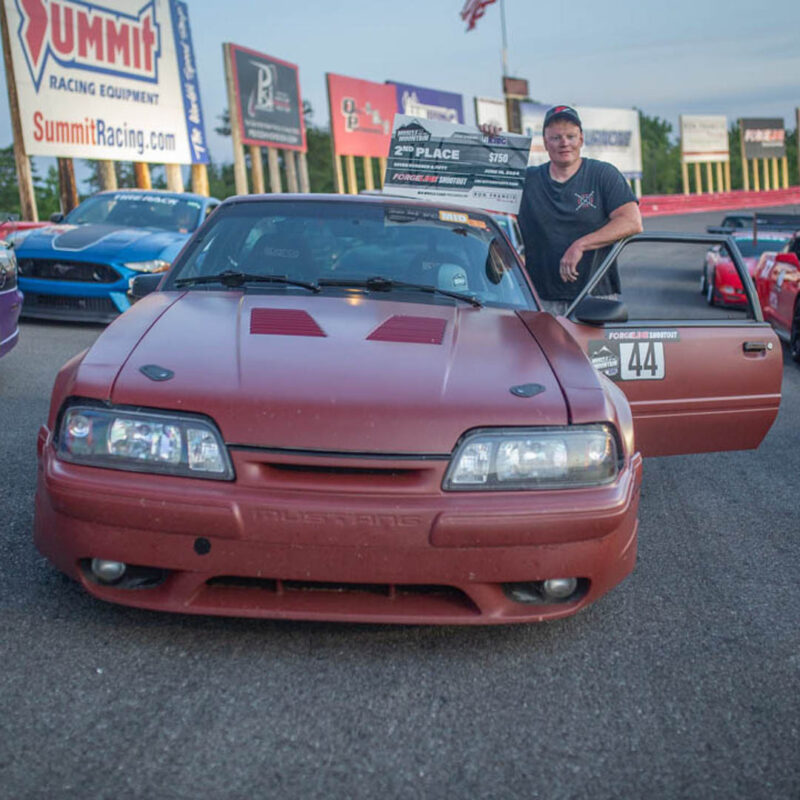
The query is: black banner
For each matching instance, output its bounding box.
[231,44,306,151]
[740,118,785,159]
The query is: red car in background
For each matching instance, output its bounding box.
[0,217,50,241]
[755,231,800,361]
[701,231,794,307]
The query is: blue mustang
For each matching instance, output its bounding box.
[14,190,220,323]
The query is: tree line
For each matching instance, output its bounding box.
[1,108,797,215]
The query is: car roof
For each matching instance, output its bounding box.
[219,192,496,219]
[732,231,794,239]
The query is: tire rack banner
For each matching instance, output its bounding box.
[228,43,306,151]
[520,102,643,179]
[740,118,786,159]
[4,0,209,163]
[383,115,531,214]
[388,81,464,123]
[326,73,396,158]
[474,96,508,131]
[680,115,729,164]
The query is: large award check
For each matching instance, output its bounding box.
[383,115,532,214]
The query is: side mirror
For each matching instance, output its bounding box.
[49,212,64,223]
[129,273,163,300]
[571,296,629,325]
[775,252,800,269]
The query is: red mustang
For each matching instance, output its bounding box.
[702,231,794,307]
[33,196,782,624]
[755,231,800,361]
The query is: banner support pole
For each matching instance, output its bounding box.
[165,164,184,192]
[134,162,151,190]
[298,152,310,193]
[223,43,248,195]
[1,1,37,220]
[57,158,79,213]
[250,146,265,194]
[267,147,282,193]
[284,150,299,192]
[191,164,209,196]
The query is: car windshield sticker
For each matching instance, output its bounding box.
[589,340,666,381]
[605,329,680,342]
[588,341,620,378]
[438,210,488,229]
[113,193,181,206]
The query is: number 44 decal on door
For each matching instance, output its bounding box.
[588,330,678,381]
[619,341,664,380]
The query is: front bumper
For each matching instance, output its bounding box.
[35,429,643,624]
[19,271,133,323]
[0,287,23,357]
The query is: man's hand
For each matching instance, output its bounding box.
[559,241,585,282]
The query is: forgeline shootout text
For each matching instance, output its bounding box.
[31,112,177,154]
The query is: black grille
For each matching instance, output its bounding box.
[17,258,120,283]
[30,294,117,312]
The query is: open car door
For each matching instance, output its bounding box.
[557,233,782,457]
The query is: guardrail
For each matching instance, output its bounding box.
[640,187,800,217]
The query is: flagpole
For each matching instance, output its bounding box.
[500,0,508,76]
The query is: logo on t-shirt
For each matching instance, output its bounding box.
[575,191,596,211]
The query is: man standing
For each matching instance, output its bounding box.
[515,105,643,315]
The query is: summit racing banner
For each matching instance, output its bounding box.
[4,0,209,163]
[383,115,531,214]
[521,102,642,179]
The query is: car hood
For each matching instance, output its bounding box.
[88,292,569,453]
[14,223,188,263]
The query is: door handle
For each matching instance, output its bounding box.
[742,341,772,353]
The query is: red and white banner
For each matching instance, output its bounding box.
[326,73,395,158]
[3,0,209,163]
[680,116,729,164]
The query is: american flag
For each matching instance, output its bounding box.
[460,0,497,31]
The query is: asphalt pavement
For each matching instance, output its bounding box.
[0,205,798,800]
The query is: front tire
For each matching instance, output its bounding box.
[790,302,800,363]
[706,270,716,306]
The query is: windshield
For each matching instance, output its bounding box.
[168,200,535,309]
[65,192,202,233]
[733,237,790,258]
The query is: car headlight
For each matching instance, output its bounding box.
[56,403,234,480]
[0,254,16,290]
[123,259,171,273]
[443,425,620,490]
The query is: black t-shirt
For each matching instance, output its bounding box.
[517,158,637,301]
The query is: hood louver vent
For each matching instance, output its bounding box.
[250,308,326,337]
[367,316,447,345]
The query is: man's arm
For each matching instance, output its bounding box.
[559,201,643,282]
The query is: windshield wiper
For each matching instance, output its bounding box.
[318,275,483,308]
[174,270,320,293]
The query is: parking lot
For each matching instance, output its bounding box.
[1,206,798,799]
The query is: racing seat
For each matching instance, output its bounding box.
[244,230,313,279]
